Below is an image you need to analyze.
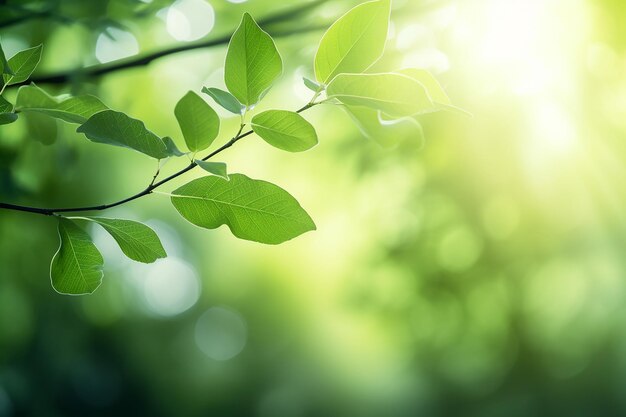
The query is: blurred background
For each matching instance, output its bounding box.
[1,0,626,415]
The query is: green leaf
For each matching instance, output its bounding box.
[195,160,229,180]
[171,174,315,244]
[50,218,104,295]
[303,77,322,93]
[2,45,43,86]
[397,68,472,117]
[0,95,17,125]
[163,136,186,157]
[174,91,220,153]
[314,0,390,84]
[397,68,451,105]
[83,217,166,264]
[327,73,435,118]
[0,40,12,75]
[251,110,318,152]
[343,105,423,148]
[15,84,108,124]
[0,112,17,125]
[0,95,12,112]
[201,87,244,114]
[77,110,169,159]
[224,13,283,106]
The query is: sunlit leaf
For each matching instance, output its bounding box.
[171,174,315,244]
[84,217,166,264]
[174,91,220,153]
[398,68,451,105]
[314,0,390,84]
[224,13,283,106]
[50,218,104,295]
[343,105,423,148]
[0,95,17,125]
[201,87,244,115]
[398,68,472,117]
[15,84,108,124]
[2,45,43,86]
[251,110,318,152]
[195,160,229,180]
[327,73,435,118]
[77,110,169,159]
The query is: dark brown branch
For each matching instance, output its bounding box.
[0,102,317,216]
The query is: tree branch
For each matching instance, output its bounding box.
[13,0,331,87]
[0,102,318,216]
[0,3,76,29]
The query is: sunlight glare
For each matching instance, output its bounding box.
[530,101,578,155]
[95,27,139,63]
[195,307,247,360]
[166,0,215,41]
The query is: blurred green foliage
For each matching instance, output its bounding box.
[2,0,626,416]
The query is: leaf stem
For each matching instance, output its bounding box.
[149,159,161,187]
[151,191,175,197]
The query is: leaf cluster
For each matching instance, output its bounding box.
[0,0,465,295]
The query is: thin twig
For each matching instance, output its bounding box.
[0,102,320,216]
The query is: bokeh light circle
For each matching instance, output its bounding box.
[142,257,201,317]
[95,27,139,63]
[195,307,247,360]
[166,0,215,41]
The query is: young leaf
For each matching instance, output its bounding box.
[251,110,318,152]
[398,68,472,117]
[303,77,322,93]
[16,84,108,124]
[195,160,229,180]
[0,95,17,125]
[83,217,166,264]
[343,105,423,148]
[326,73,435,118]
[224,13,283,106]
[314,0,390,84]
[77,110,169,159]
[397,68,451,105]
[201,87,244,114]
[163,136,186,157]
[174,91,220,153]
[50,218,104,295]
[2,45,43,86]
[171,174,315,244]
